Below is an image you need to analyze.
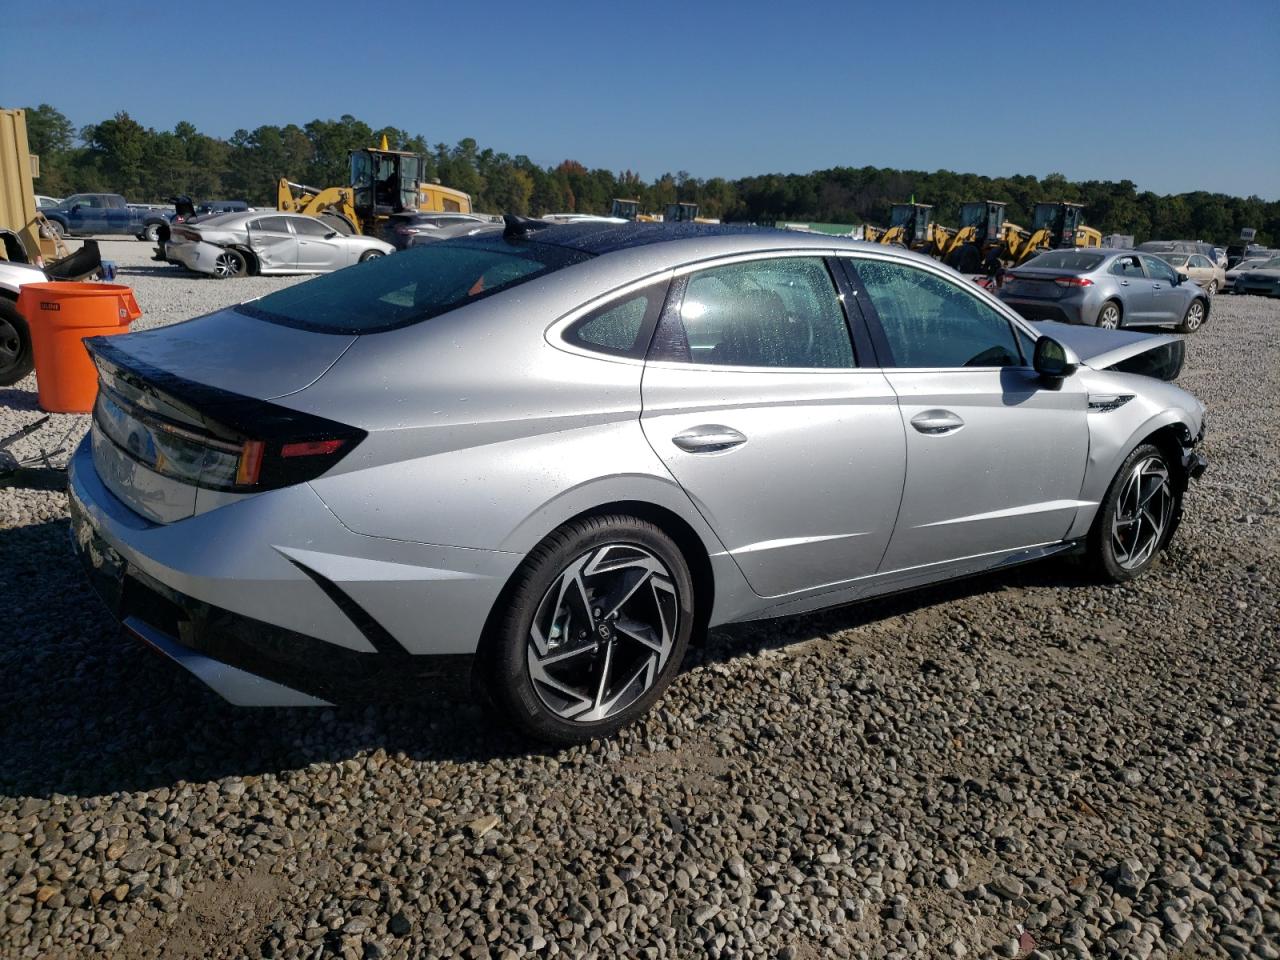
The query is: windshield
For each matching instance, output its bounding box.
[1023,251,1105,271]
[239,237,592,334]
[1160,254,1189,266]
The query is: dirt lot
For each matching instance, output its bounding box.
[0,240,1276,959]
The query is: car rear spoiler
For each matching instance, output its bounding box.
[45,240,103,282]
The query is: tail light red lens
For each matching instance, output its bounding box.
[281,439,347,458]
[1054,277,1094,287]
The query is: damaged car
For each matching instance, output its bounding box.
[69,223,1207,742]
[158,211,393,278]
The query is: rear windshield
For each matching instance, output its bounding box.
[239,238,592,334]
[1023,251,1106,271]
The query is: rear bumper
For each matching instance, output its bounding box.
[998,296,1085,324]
[67,438,520,706]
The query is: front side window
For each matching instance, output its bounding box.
[1142,256,1178,283]
[850,259,1021,368]
[650,257,854,368]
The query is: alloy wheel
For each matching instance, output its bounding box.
[1111,456,1174,570]
[1184,301,1204,331]
[1098,303,1120,329]
[526,543,679,723]
[213,252,242,279]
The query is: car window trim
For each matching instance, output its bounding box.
[559,278,671,360]
[839,252,1033,370]
[644,250,864,372]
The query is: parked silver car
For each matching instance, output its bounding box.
[161,212,394,278]
[1233,256,1280,297]
[998,248,1211,332]
[68,223,1207,742]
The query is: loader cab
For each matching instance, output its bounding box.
[611,198,640,221]
[1032,202,1087,249]
[350,148,422,223]
[960,201,1007,244]
[664,202,700,223]
[889,203,933,245]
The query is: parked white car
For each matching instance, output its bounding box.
[160,212,394,279]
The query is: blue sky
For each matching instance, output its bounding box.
[5,0,1278,198]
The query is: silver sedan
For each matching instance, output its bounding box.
[69,222,1207,742]
[162,211,394,278]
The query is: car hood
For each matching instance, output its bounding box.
[1033,320,1185,375]
[0,259,47,293]
[93,305,356,400]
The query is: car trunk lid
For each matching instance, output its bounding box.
[1001,269,1081,300]
[83,308,358,523]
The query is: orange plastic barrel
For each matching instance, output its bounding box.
[17,283,141,413]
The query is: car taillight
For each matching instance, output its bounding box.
[87,342,365,494]
[1054,277,1093,287]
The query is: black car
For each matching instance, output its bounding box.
[381,212,489,250]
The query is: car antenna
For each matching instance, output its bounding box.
[503,214,552,239]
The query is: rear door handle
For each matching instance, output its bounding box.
[910,409,965,435]
[1118,280,1129,286]
[672,425,747,453]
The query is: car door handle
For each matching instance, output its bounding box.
[1118,279,1129,286]
[671,425,747,453]
[910,410,965,435]
[1152,284,1162,290]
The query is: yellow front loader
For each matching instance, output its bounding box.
[865,203,954,255]
[278,137,472,235]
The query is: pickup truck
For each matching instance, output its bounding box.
[41,193,174,241]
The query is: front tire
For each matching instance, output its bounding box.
[1087,443,1181,583]
[359,250,384,263]
[1177,298,1206,333]
[1097,300,1122,330]
[482,515,696,744]
[0,300,34,386]
[143,223,161,243]
[47,220,66,239]
[211,248,246,280]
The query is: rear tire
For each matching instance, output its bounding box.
[1086,443,1181,583]
[0,300,34,386]
[47,220,65,239]
[1097,300,1122,329]
[211,248,246,280]
[1204,280,1218,295]
[481,515,695,744]
[1177,298,1206,333]
[359,250,384,263]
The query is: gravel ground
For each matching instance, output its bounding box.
[0,243,1276,960]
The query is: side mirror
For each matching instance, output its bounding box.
[1033,335,1079,386]
[70,204,82,213]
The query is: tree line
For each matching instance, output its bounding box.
[21,104,1280,246]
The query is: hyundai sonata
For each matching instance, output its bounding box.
[69,221,1207,743]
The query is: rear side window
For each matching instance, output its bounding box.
[241,238,591,334]
[850,259,1021,368]
[250,216,293,233]
[1109,255,1145,278]
[649,257,854,368]
[565,282,666,358]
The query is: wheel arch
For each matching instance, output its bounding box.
[226,244,259,275]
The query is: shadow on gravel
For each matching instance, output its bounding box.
[0,387,42,413]
[0,512,1095,801]
[0,466,68,492]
